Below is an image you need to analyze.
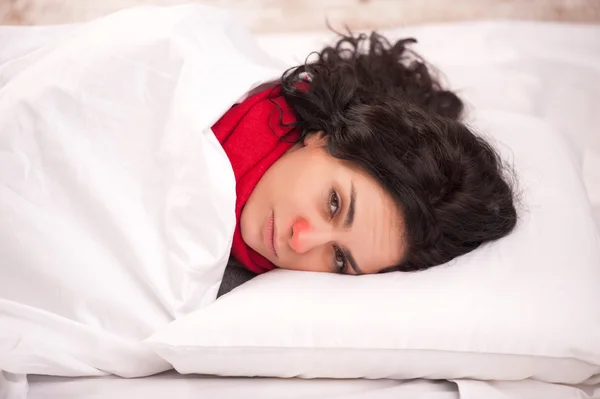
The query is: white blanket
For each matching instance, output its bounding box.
[0,4,282,378]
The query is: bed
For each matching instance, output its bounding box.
[1,9,600,399]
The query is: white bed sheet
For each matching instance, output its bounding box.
[27,372,459,399]
[2,16,599,399]
[22,372,600,399]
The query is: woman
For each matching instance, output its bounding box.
[0,6,517,377]
[214,31,517,280]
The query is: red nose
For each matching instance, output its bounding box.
[290,219,311,252]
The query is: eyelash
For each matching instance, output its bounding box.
[329,189,347,273]
[328,189,341,218]
[333,245,347,274]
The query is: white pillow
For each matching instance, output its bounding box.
[146,111,600,384]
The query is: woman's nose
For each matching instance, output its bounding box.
[289,218,332,254]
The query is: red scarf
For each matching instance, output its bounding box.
[211,86,299,274]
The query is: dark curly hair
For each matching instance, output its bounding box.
[278,31,517,272]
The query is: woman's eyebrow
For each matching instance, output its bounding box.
[343,183,362,275]
[344,182,356,229]
[344,247,362,275]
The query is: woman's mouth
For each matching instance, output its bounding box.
[263,211,278,258]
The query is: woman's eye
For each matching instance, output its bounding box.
[329,190,340,217]
[333,246,346,273]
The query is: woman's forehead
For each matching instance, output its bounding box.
[346,167,406,273]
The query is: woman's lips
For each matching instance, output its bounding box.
[263,212,278,258]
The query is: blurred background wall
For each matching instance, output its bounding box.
[1,0,599,31]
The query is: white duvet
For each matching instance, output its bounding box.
[0,5,282,378]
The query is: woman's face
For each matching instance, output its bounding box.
[240,133,406,275]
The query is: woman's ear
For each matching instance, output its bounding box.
[303,131,328,148]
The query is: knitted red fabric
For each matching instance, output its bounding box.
[211,86,299,274]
